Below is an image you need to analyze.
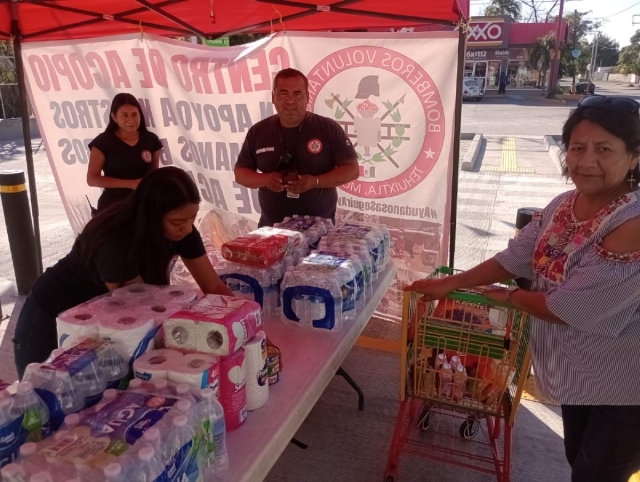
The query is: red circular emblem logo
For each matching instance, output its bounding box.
[141,150,153,163]
[307,139,323,154]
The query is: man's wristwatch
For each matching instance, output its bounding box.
[506,286,520,304]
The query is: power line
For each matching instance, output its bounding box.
[593,1,640,20]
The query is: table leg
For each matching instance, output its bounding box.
[337,367,364,411]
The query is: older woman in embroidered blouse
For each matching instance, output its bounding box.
[408,96,640,482]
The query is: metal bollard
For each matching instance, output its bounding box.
[514,207,543,290]
[0,170,39,295]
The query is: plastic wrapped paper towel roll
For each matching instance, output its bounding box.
[244,331,268,411]
[167,353,221,393]
[133,349,183,381]
[56,305,102,348]
[219,348,247,432]
[98,312,156,360]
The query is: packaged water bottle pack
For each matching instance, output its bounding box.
[318,235,382,281]
[3,382,229,482]
[22,339,129,432]
[216,260,285,319]
[221,227,304,268]
[274,215,333,250]
[163,295,262,357]
[340,222,391,266]
[325,225,388,275]
[311,250,367,309]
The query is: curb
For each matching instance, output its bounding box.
[544,135,564,175]
[461,133,484,172]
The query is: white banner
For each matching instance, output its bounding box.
[23,31,458,319]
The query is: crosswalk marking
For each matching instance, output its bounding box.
[485,136,536,174]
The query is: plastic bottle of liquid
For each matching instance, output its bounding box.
[29,472,54,482]
[72,360,106,409]
[438,363,454,398]
[137,447,165,482]
[141,427,168,466]
[19,442,47,473]
[152,380,173,396]
[53,371,84,415]
[164,416,194,477]
[93,388,119,413]
[1,463,28,482]
[97,345,129,389]
[103,463,126,482]
[199,388,228,474]
[450,356,461,372]
[453,365,468,401]
[127,379,145,393]
[434,353,447,371]
[9,382,51,442]
[54,413,82,442]
[174,384,195,404]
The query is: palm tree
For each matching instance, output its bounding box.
[528,34,555,89]
[484,0,521,21]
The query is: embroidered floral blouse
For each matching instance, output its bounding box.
[495,189,640,405]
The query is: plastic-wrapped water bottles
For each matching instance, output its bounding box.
[341,221,390,265]
[9,383,50,445]
[199,388,228,476]
[51,372,84,417]
[136,447,164,482]
[71,359,106,410]
[280,268,344,332]
[312,250,367,309]
[96,344,128,390]
[275,215,332,249]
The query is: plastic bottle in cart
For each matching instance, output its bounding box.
[136,447,164,482]
[450,356,461,372]
[435,353,447,371]
[453,365,468,401]
[438,363,454,398]
[53,371,84,415]
[200,388,228,474]
[72,359,106,409]
[9,382,51,442]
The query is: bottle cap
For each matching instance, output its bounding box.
[30,472,53,482]
[457,365,465,373]
[177,400,192,412]
[138,447,155,461]
[442,363,452,370]
[103,389,118,400]
[153,379,168,390]
[65,413,81,427]
[173,415,188,427]
[2,464,25,477]
[20,442,38,457]
[129,379,143,389]
[143,427,160,442]
[54,429,69,442]
[176,384,190,395]
[17,382,33,393]
[104,463,122,477]
[200,388,214,399]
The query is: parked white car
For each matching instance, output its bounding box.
[462,78,483,101]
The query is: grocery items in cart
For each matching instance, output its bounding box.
[216,260,286,319]
[163,295,261,357]
[221,227,304,268]
[280,266,345,331]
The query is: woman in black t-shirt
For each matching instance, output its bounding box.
[87,93,163,213]
[14,167,233,378]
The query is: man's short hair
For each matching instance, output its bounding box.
[273,68,309,94]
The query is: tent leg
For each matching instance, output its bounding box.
[448,26,466,269]
[10,18,42,275]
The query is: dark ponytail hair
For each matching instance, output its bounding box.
[76,167,201,285]
[105,93,148,134]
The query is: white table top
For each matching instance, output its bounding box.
[225,264,397,482]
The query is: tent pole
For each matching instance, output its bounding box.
[10,14,42,274]
[448,25,465,269]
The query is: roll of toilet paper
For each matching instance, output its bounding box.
[111,283,162,302]
[98,312,155,360]
[219,348,247,432]
[90,296,129,314]
[133,349,183,381]
[154,286,198,306]
[244,331,268,411]
[163,319,198,351]
[167,353,220,393]
[56,306,102,348]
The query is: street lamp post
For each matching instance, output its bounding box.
[549,0,566,91]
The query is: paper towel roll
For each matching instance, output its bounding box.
[163,319,198,351]
[244,332,268,411]
[56,307,102,348]
[219,348,247,432]
[133,349,183,381]
[167,354,220,392]
[98,312,155,360]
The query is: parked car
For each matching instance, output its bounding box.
[462,78,483,101]
[576,81,595,95]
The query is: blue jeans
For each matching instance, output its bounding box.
[562,405,640,482]
[13,294,58,380]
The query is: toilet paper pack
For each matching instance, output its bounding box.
[164,295,261,357]
[168,353,221,394]
[133,348,183,381]
[221,227,304,268]
[98,310,156,361]
[56,304,102,349]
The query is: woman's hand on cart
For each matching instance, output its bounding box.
[404,278,456,301]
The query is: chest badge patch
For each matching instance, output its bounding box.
[307,139,323,154]
[141,150,153,163]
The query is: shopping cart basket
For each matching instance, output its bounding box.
[384,267,531,482]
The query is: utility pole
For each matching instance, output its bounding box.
[572,9,578,94]
[590,32,599,83]
[549,0,566,91]
[588,32,597,81]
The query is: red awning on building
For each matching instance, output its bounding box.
[0,0,469,41]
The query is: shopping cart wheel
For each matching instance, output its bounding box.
[459,419,480,439]
[417,405,431,431]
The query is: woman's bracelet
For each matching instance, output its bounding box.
[315,176,319,188]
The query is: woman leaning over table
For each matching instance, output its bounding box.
[408,95,640,482]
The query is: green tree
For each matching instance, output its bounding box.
[484,0,521,21]
[616,31,640,75]
[528,33,555,88]
[591,34,619,68]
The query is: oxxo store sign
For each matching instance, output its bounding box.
[465,48,526,61]
[467,18,509,48]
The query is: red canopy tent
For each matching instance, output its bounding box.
[0,0,469,272]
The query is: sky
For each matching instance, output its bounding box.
[470,0,640,47]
